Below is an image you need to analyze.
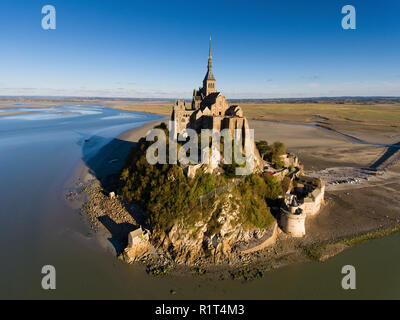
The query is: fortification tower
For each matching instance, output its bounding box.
[203,36,216,96]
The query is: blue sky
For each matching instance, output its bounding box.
[0,0,399,98]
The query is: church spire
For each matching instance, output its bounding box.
[208,36,212,71]
[203,36,216,95]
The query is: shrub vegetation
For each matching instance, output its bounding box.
[120,123,280,233]
[256,140,286,169]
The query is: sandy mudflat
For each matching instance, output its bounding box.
[76,119,164,184]
[250,119,390,170]
[0,101,57,108]
[118,119,164,142]
[0,111,41,117]
[82,116,394,174]
[0,101,51,116]
[249,119,400,255]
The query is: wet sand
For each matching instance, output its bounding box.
[250,119,393,170]
[82,117,395,175]
[85,117,398,175]
[76,119,164,184]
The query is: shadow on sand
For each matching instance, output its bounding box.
[370,141,400,170]
[97,215,138,256]
[81,134,138,189]
[80,134,146,255]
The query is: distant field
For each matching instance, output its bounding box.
[240,102,400,133]
[113,103,172,116]
[113,101,400,133]
[240,102,400,121]
[1,98,399,133]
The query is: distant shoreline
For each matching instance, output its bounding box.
[0,111,41,117]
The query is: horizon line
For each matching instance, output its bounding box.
[1,95,400,101]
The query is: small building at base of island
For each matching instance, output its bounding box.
[122,227,151,263]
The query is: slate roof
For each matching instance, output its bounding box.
[201,92,220,108]
[203,69,215,81]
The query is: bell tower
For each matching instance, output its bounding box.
[203,36,216,96]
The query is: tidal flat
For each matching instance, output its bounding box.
[1,99,399,299]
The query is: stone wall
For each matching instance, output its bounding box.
[297,177,325,216]
[279,209,306,237]
[122,227,150,263]
[239,222,278,254]
[299,183,325,216]
[280,153,300,168]
[172,108,194,133]
[273,168,290,181]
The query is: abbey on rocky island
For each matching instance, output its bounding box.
[171,37,248,136]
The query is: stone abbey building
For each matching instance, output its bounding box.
[171,38,248,135]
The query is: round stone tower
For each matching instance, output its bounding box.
[280,208,306,237]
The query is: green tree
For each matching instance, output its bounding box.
[273,141,286,155]
[262,173,283,201]
[256,140,271,160]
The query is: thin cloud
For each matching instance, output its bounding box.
[308,82,320,88]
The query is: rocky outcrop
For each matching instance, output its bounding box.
[149,194,275,265]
